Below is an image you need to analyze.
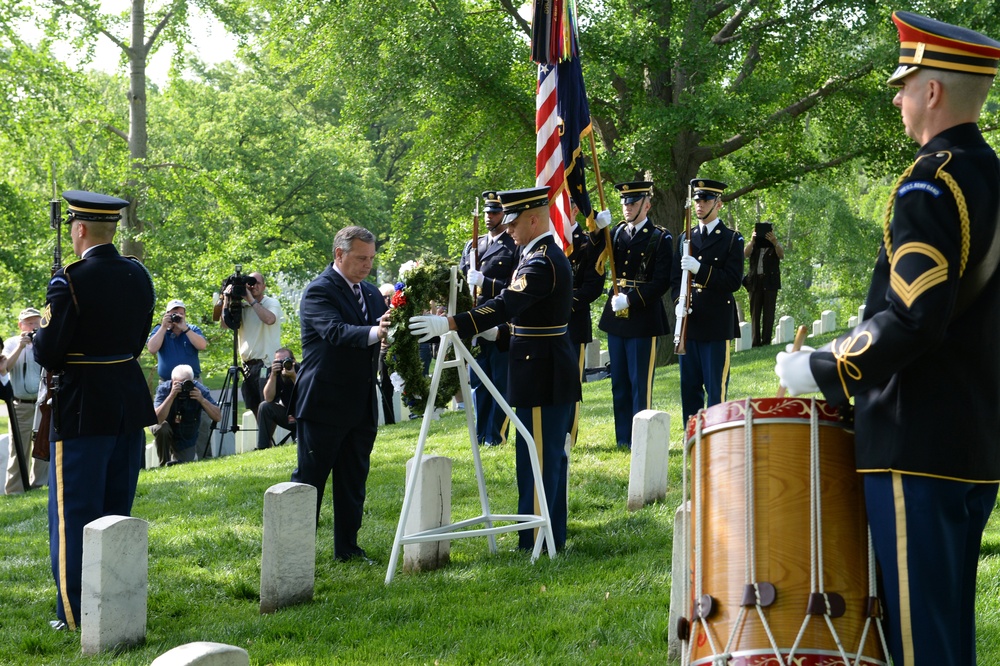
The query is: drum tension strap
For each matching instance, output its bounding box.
[741,582,777,608]
[807,591,846,618]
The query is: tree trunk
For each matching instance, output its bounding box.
[122,0,148,261]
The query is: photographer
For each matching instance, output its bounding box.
[147,299,208,381]
[151,364,221,465]
[255,348,297,450]
[220,270,282,417]
[1,307,46,493]
[743,221,784,347]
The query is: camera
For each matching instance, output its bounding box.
[26,331,35,341]
[177,379,195,400]
[222,265,258,328]
[282,358,295,372]
[169,313,183,324]
[754,222,774,248]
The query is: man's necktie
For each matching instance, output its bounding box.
[353,283,368,320]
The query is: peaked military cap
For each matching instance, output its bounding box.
[498,186,549,223]
[690,179,727,200]
[614,181,653,205]
[482,190,503,213]
[887,11,1000,86]
[63,190,129,223]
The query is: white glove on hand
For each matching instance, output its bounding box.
[479,326,499,342]
[775,351,819,396]
[595,209,613,230]
[680,255,701,273]
[785,343,816,354]
[467,269,485,287]
[409,315,449,343]
[611,293,629,312]
[675,301,690,319]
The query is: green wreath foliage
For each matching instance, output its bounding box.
[385,255,474,414]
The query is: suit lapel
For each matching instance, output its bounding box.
[329,268,367,324]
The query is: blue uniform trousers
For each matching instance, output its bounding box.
[470,339,509,445]
[48,431,145,630]
[607,333,656,447]
[514,403,573,551]
[678,338,731,424]
[865,472,998,666]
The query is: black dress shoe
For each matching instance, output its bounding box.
[335,549,375,565]
[49,619,68,631]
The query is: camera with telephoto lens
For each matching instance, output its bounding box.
[282,358,295,372]
[221,265,258,328]
[176,379,195,400]
[169,313,183,324]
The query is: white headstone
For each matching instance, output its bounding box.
[235,411,256,453]
[812,319,822,336]
[151,641,250,666]
[260,482,316,614]
[211,428,235,458]
[627,410,670,511]
[776,316,794,344]
[858,304,866,322]
[0,434,8,489]
[585,340,602,369]
[403,455,452,572]
[820,310,836,333]
[598,349,610,367]
[668,501,691,661]
[144,442,160,469]
[272,424,292,447]
[735,321,752,352]
[81,515,147,655]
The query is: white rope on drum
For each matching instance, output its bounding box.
[853,527,891,665]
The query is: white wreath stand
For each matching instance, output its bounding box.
[385,268,556,584]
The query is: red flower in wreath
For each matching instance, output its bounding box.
[391,289,407,308]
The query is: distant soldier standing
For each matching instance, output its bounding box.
[34,190,156,631]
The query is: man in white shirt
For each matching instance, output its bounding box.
[1,307,47,494]
[221,271,282,416]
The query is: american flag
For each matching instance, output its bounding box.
[532,0,594,253]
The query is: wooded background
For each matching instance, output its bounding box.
[4,0,999,374]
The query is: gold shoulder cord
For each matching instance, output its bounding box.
[884,153,970,277]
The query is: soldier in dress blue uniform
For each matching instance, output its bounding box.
[411,186,580,552]
[566,202,608,445]
[459,191,517,446]
[776,12,1000,665]
[670,179,744,425]
[33,190,156,631]
[597,181,672,448]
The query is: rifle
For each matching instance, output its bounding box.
[471,197,480,301]
[674,184,693,355]
[32,177,62,462]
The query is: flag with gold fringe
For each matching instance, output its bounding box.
[533,0,595,254]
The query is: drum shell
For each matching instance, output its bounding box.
[685,398,885,665]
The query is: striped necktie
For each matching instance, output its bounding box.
[353,283,367,320]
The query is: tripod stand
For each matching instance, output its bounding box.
[206,318,244,458]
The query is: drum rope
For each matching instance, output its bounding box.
[689,413,726,662]
[854,528,891,665]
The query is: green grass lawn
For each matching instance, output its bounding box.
[1,334,998,664]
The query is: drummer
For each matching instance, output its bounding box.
[775,11,1000,665]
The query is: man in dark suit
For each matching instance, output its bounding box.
[776,12,1000,663]
[459,191,518,446]
[33,190,156,632]
[671,179,744,424]
[743,222,785,346]
[411,186,581,552]
[290,226,390,562]
[597,181,672,449]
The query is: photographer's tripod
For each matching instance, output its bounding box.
[206,321,244,458]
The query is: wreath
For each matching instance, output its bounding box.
[385,255,474,414]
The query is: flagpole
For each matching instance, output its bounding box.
[587,131,619,297]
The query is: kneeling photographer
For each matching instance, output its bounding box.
[255,348,297,450]
[151,364,222,465]
[219,268,282,418]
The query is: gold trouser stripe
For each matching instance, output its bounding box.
[893,472,915,662]
[499,414,510,446]
[55,440,77,631]
[645,338,656,409]
[532,407,543,543]
[720,342,732,402]
[571,344,585,446]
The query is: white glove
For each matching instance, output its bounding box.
[680,255,701,273]
[775,351,819,396]
[479,326,499,342]
[611,293,629,312]
[595,209,612,230]
[675,301,689,319]
[785,343,816,354]
[409,315,449,343]
[467,269,485,287]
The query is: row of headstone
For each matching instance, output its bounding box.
[738,304,866,352]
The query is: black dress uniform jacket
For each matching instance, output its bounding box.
[460,232,518,305]
[810,123,1000,482]
[291,266,388,427]
[597,221,672,338]
[569,225,607,346]
[453,234,581,408]
[34,244,156,439]
[670,222,744,340]
[746,244,782,291]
